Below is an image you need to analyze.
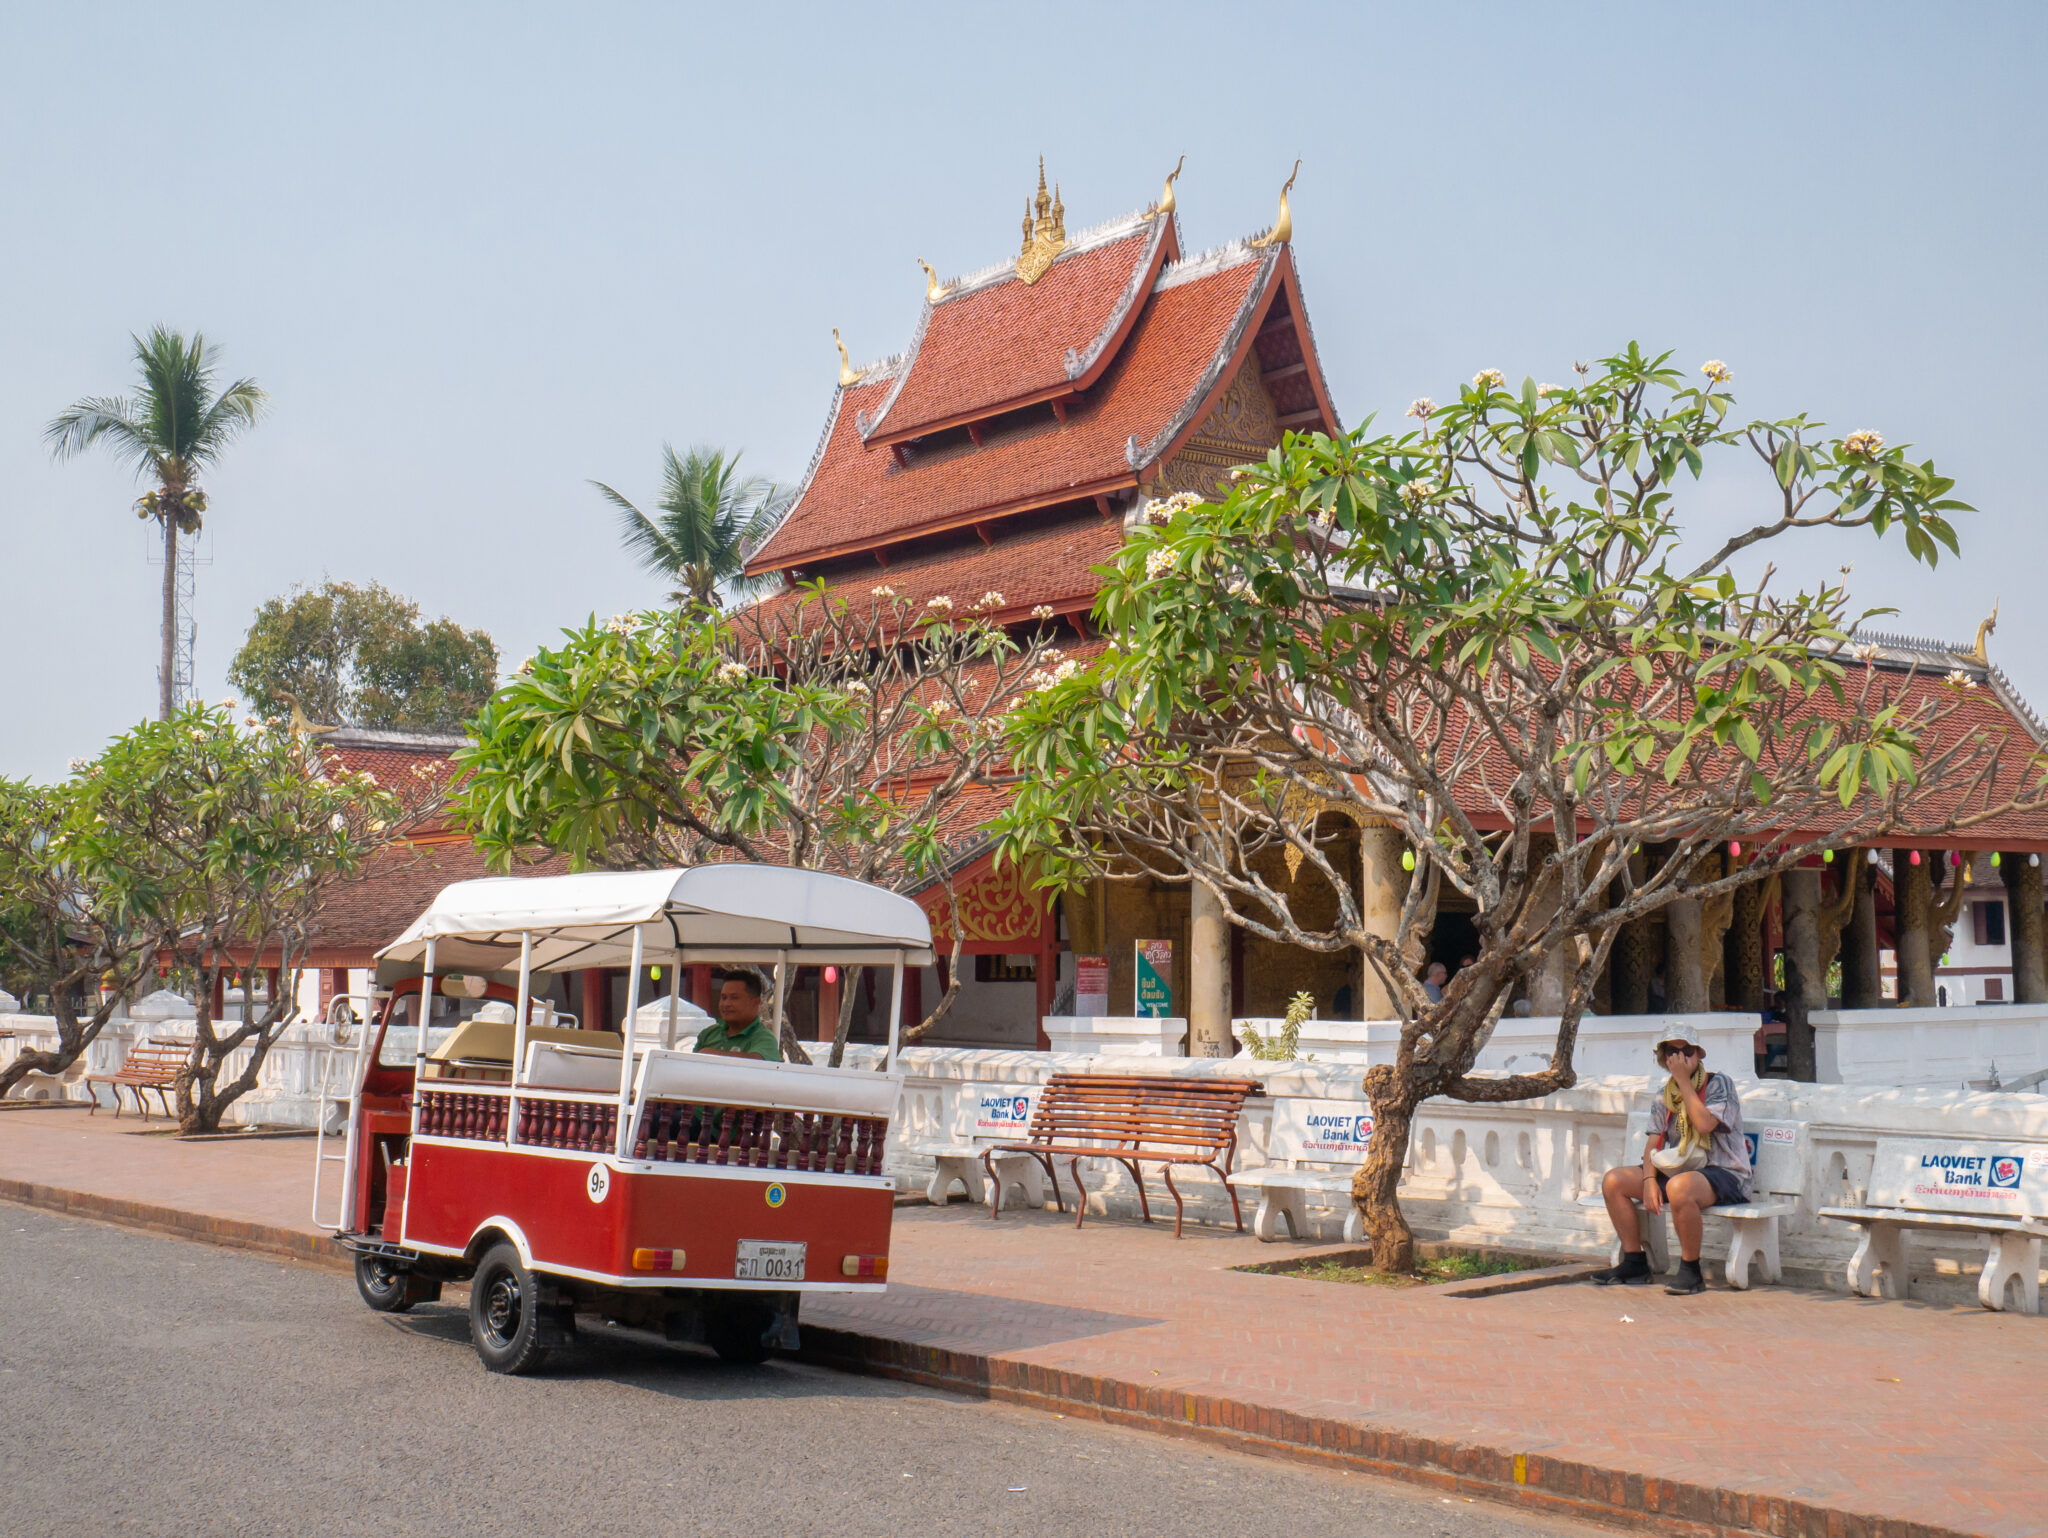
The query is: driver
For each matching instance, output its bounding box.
[694,968,783,1061]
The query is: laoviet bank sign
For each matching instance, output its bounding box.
[1871,1140,2044,1218]
[1300,1109,1374,1156]
[972,1088,1038,1137]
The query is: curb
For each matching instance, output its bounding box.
[0,1178,349,1271]
[791,1325,1980,1538]
[0,1179,1983,1538]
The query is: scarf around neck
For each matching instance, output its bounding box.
[1661,1063,1712,1154]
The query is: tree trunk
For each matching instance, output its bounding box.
[1354,1066,1417,1273]
[827,964,862,1068]
[159,512,178,720]
[0,990,120,1099]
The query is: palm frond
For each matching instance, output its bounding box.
[44,395,156,473]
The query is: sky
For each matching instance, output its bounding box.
[2,2,2044,780]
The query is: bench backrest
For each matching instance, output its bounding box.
[1865,1136,2047,1219]
[1023,1073,1260,1158]
[123,1042,191,1076]
[1265,1098,1374,1167]
[1743,1120,1805,1198]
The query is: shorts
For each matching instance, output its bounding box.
[1654,1166,1750,1206]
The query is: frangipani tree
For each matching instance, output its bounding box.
[996,346,2045,1271]
[460,586,1056,1062]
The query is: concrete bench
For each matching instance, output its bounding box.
[1582,1111,1804,1289]
[905,1083,1047,1210]
[1820,1138,2045,1313]
[1227,1099,1372,1244]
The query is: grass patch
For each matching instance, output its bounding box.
[1243,1248,1556,1289]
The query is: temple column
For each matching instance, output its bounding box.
[1840,853,1884,1009]
[2001,852,2046,1004]
[1895,852,1935,1007]
[1610,921,1653,1013]
[1358,825,1407,1019]
[1782,868,1826,1081]
[1665,899,1707,1014]
[1727,876,1767,1012]
[1189,880,1232,1057]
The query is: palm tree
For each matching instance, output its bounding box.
[47,328,266,720]
[592,445,790,610]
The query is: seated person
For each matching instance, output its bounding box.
[1590,1034,1752,1295]
[694,968,783,1062]
[1422,962,1448,1004]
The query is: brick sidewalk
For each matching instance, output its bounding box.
[4,1106,2041,1538]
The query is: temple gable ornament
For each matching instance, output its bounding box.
[1016,158,1068,285]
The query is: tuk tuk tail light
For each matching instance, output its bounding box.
[632,1248,685,1272]
[841,1254,888,1279]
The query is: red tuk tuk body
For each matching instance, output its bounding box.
[314,868,924,1373]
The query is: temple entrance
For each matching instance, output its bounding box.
[1430,912,1480,974]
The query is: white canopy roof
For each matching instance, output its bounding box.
[378,866,934,973]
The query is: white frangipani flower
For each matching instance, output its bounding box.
[1843,430,1885,457]
[1701,360,1731,383]
[1406,398,1436,420]
[1473,369,1505,389]
[1031,604,1056,620]
[1144,546,1176,579]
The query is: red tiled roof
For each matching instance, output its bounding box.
[862,220,1171,446]
[747,512,1124,631]
[751,249,1275,572]
[303,842,569,960]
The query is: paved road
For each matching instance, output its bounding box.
[0,1207,1609,1538]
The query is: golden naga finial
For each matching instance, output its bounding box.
[1969,598,2000,665]
[1153,154,1185,217]
[1015,156,1069,284]
[274,689,336,739]
[834,328,865,388]
[918,258,951,303]
[1250,158,1301,248]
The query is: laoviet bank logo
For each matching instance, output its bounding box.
[1988,1156,2024,1190]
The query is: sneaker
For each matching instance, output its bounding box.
[1590,1252,1652,1286]
[1664,1260,1706,1296]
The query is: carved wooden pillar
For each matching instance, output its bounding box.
[2002,852,2047,1004]
[1782,868,1826,1081]
[1840,854,1884,1009]
[1895,853,1934,1007]
[1611,921,1652,1014]
[1727,876,1767,1012]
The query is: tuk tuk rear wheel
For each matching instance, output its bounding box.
[356,1252,427,1313]
[706,1300,772,1364]
[468,1241,550,1375]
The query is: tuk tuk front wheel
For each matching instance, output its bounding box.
[355,1252,437,1313]
[468,1241,551,1375]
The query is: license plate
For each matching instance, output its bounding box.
[734,1240,806,1282]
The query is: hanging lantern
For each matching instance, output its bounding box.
[1401,849,1416,872]
[1950,850,1962,867]
[650,965,662,981]
[2033,854,2041,869]
[1909,850,1921,865]
[1822,849,1834,862]
[1729,841,1741,857]
[1992,853,2003,867]
[1867,849,1879,864]
[824,965,839,984]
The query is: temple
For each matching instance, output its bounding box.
[741,161,2048,1067]
[742,162,1338,1048]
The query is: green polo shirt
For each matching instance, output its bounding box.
[693,1017,782,1062]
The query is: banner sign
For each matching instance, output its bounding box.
[1135,940,1172,1018]
[1075,955,1110,1017]
[1869,1140,2044,1218]
[971,1086,1039,1138]
[1268,1098,1375,1160]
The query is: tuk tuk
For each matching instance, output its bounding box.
[311,865,929,1373]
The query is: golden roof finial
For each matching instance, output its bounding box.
[1015,157,1069,284]
[1154,154,1185,217]
[918,258,951,303]
[1970,598,2000,665]
[834,328,865,388]
[1250,158,1301,249]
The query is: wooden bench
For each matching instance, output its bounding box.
[906,1082,1049,1210]
[1227,1098,1373,1244]
[1582,1111,1805,1288]
[84,1040,189,1120]
[1821,1137,2045,1313]
[983,1073,1259,1238]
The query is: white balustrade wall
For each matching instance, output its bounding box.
[1814,1004,2048,1089]
[826,1042,2048,1300]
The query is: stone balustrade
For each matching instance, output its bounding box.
[1814,1004,2048,1089]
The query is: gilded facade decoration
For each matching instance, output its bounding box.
[1157,362,1281,495]
[1016,159,1068,285]
[923,858,1048,945]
